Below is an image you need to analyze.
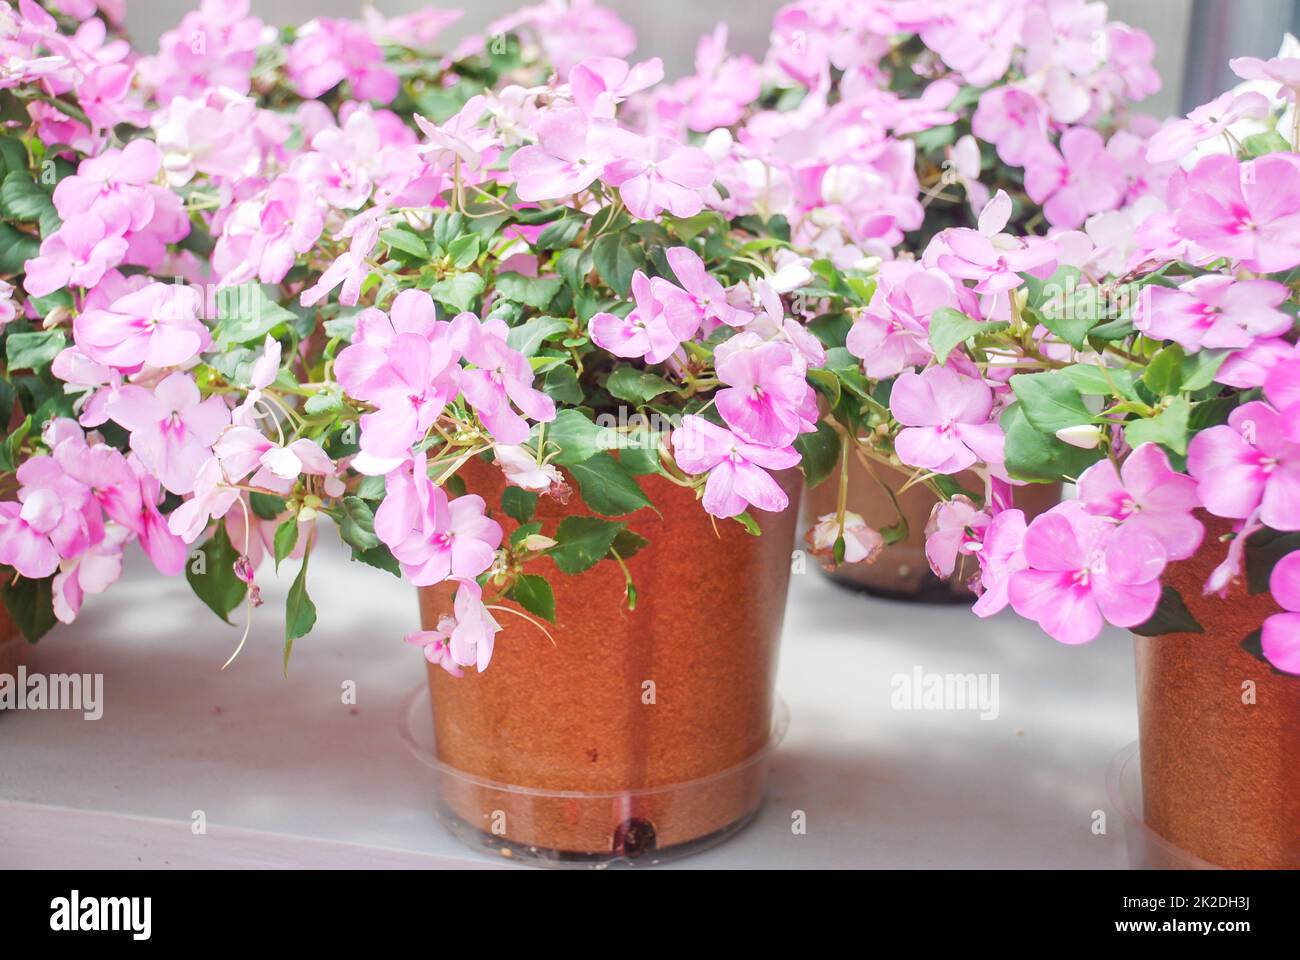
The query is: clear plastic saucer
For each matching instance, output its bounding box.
[398,684,789,869]
[1106,742,1222,870]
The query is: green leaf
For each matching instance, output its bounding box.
[502,486,537,524]
[1010,372,1093,434]
[0,221,40,274]
[928,307,1007,364]
[447,233,481,269]
[568,452,653,516]
[0,171,53,221]
[550,515,624,575]
[537,362,583,404]
[510,521,542,547]
[591,232,644,297]
[338,496,381,551]
[611,528,649,560]
[380,227,429,259]
[535,213,584,250]
[1181,349,1228,392]
[508,574,555,622]
[0,573,57,642]
[807,312,854,349]
[4,330,65,372]
[534,408,608,465]
[1131,585,1203,636]
[1025,266,1101,348]
[247,492,285,521]
[428,272,484,313]
[186,524,247,624]
[350,543,402,577]
[793,421,839,489]
[1244,528,1300,595]
[211,285,298,346]
[273,519,299,571]
[1243,130,1291,157]
[506,315,568,356]
[605,367,675,405]
[1000,403,1103,483]
[1060,363,1137,399]
[1142,344,1185,396]
[1124,396,1191,456]
[495,271,564,310]
[284,553,317,671]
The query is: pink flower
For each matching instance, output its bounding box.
[140,0,265,103]
[971,508,1028,618]
[589,270,700,364]
[1175,155,1300,273]
[286,17,398,103]
[1146,91,1271,164]
[929,191,1059,295]
[23,214,127,297]
[52,525,127,624]
[1262,551,1300,675]
[374,453,503,587]
[447,579,501,672]
[494,444,565,495]
[1264,358,1300,442]
[510,108,613,202]
[808,511,884,565]
[167,457,239,544]
[49,420,142,535]
[404,616,464,678]
[670,414,799,518]
[107,372,231,495]
[451,314,556,445]
[355,332,461,460]
[212,173,325,286]
[132,462,190,576]
[1187,401,1300,531]
[714,335,816,447]
[924,496,991,580]
[663,246,751,328]
[490,0,635,75]
[847,262,959,377]
[1231,50,1300,100]
[569,56,663,119]
[0,456,102,579]
[52,139,161,235]
[971,85,1049,167]
[1024,128,1126,230]
[677,24,760,133]
[74,281,209,371]
[1007,503,1166,645]
[890,367,1005,475]
[1135,276,1290,351]
[1076,444,1203,561]
[602,131,715,220]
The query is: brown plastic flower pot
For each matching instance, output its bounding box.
[417,457,802,865]
[802,456,1060,602]
[1134,515,1300,869]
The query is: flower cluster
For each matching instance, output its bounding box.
[2,0,1296,684]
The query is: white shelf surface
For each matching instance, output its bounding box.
[0,531,1138,869]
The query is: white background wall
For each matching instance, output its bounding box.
[121,0,1296,120]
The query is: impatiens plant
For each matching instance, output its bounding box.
[0,0,855,673]
[822,45,1300,676]
[4,0,1298,685]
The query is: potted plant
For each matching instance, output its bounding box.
[676,1,1162,597]
[0,0,873,864]
[821,51,1299,866]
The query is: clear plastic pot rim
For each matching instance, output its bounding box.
[398,682,790,801]
[1106,740,1222,870]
